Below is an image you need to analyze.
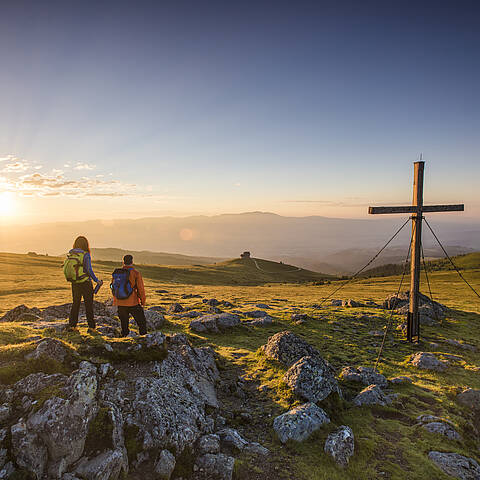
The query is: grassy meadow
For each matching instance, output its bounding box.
[1,251,480,479]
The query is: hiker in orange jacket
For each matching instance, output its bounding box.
[111,254,147,336]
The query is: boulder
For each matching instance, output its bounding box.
[0,405,10,424]
[340,366,388,388]
[444,339,476,351]
[168,303,184,314]
[144,332,166,348]
[457,388,480,410]
[284,356,339,402]
[74,449,126,480]
[389,376,413,385]
[217,428,247,452]
[190,313,240,333]
[144,309,165,330]
[420,421,461,441]
[383,291,446,324]
[262,331,321,367]
[255,304,271,309]
[0,304,41,322]
[353,385,393,407]
[243,442,269,456]
[41,301,109,320]
[291,313,312,323]
[409,352,447,372]
[428,451,480,480]
[154,449,176,479]
[13,372,67,397]
[197,434,221,455]
[324,426,354,467]
[23,362,98,477]
[273,403,330,443]
[331,300,342,306]
[194,453,235,480]
[243,316,273,327]
[25,338,73,363]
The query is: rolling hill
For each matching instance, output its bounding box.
[91,247,225,266]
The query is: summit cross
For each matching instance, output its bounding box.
[369,160,464,342]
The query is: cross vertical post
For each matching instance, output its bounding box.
[407,161,424,342]
[368,160,464,343]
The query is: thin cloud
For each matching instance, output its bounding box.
[74,162,96,171]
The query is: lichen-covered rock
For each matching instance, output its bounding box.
[0,405,11,424]
[190,313,240,333]
[273,403,330,443]
[144,309,165,330]
[457,388,480,410]
[389,376,413,384]
[284,356,339,402]
[409,352,447,372]
[101,344,219,456]
[13,372,68,397]
[262,331,321,367]
[353,385,393,407]
[23,362,98,477]
[244,442,269,456]
[340,366,388,387]
[74,449,126,480]
[428,451,480,479]
[324,426,354,467]
[197,434,221,455]
[0,304,41,322]
[421,421,461,441]
[243,316,273,327]
[11,419,48,479]
[154,449,176,479]
[144,332,166,348]
[25,338,74,363]
[291,313,312,323]
[194,453,235,480]
[245,310,268,318]
[41,301,109,320]
[217,428,247,451]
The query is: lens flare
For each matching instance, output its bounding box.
[0,192,16,216]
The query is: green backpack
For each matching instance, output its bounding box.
[63,251,88,283]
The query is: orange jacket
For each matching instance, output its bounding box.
[112,266,146,307]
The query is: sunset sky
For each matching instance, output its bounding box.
[1,1,479,224]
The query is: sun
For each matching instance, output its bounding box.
[0,192,16,216]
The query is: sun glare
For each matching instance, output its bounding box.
[0,192,16,216]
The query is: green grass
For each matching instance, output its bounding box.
[0,252,479,479]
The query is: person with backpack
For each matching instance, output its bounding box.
[111,254,147,337]
[63,236,103,330]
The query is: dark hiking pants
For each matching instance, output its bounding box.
[117,305,147,336]
[69,280,95,328]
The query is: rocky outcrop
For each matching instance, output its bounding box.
[144,309,165,330]
[457,388,480,410]
[190,313,241,333]
[353,385,394,406]
[194,453,235,480]
[0,305,41,322]
[284,356,339,402]
[409,352,447,371]
[416,415,461,441]
[273,403,330,443]
[340,366,387,387]
[25,338,75,363]
[383,291,446,325]
[168,303,184,314]
[428,451,480,479]
[262,331,321,367]
[243,316,273,327]
[324,426,354,467]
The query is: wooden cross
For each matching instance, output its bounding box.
[369,160,464,342]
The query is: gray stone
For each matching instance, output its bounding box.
[144,331,166,348]
[0,304,41,322]
[409,352,447,371]
[331,300,342,306]
[389,376,413,384]
[262,331,321,367]
[243,316,273,327]
[245,310,268,318]
[342,299,364,308]
[197,434,221,455]
[324,426,354,467]
[284,356,339,402]
[194,453,235,480]
[168,303,184,314]
[25,338,73,363]
[13,372,68,397]
[340,366,388,387]
[11,419,48,479]
[190,313,240,333]
[353,385,393,406]
[0,461,15,479]
[244,442,269,456]
[457,388,480,410]
[444,339,476,351]
[74,449,126,480]
[145,309,165,330]
[273,403,330,443]
[428,451,480,480]
[0,405,10,424]
[422,422,461,441]
[217,428,248,451]
[291,313,312,322]
[154,449,176,479]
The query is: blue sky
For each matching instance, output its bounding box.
[0,0,479,223]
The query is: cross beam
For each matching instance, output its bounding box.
[369,161,464,342]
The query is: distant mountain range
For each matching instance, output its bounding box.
[2,212,479,274]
